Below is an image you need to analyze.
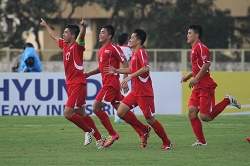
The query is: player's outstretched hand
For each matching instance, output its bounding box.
[40,18,48,27]
[80,17,88,27]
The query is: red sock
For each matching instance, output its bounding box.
[95,110,116,135]
[69,114,91,132]
[151,120,171,145]
[210,98,230,120]
[190,117,206,143]
[83,114,101,140]
[122,111,148,133]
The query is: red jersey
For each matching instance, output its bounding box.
[98,42,126,90]
[59,39,86,85]
[130,47,154,97]
[190,41,217,89]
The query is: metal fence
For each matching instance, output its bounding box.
[1,48,250,72]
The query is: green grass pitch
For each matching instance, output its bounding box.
[0,115,249,166]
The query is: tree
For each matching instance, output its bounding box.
[94,0,240,49]
[237,6,250,47]
[0,0,62,51]
[146,0,237,48]
[0,0,249,52]
[59,0,92,28]
[93,0,155,44]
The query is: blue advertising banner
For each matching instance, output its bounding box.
[0,72,182,116]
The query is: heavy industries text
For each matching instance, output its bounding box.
[0,76,116,116]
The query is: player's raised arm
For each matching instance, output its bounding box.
[40,18,59,43]
[78,17,88,43]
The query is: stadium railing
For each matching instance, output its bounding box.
[0,49,250,72]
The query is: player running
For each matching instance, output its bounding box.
[181,24,241,146]
[40,17,106,149]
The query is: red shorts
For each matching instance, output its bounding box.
[188,88,215,114]
[66,83,86,109]
[95,86,124,106]
[122,91,155,118]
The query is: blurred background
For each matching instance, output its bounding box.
[0,0,250,72]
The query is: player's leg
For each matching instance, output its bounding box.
[199,88,215,122]
[210,93,241,120]
[76,107,106,149]
[93,87,122,148]
[74,107,95,146]
[64,84,93,133]
[113,93,144,138]
[64,106,93,133]
[188,89,207,146]
[146,115,172,150]
[120,110,143,137]
[117,102,150,147]
[93,87,117,136]
[93,100,117,136]
[83,113,107,149]
[199,88,220,121]
[189,106,207,146]
[139,97,172,150]
[119,93,150,139]
[73,84,103,141]
[199,88,227,121]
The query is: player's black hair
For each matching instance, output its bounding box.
[118,33,129,45]
[66,24,80,38]
[189,24,203,39]
[23,42,34,50]
[102,25,115,39]
[133,29,147,45]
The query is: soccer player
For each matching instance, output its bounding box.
[85,25,151,148]
[181,24,241,146]
[118,33,133,62]
[113,33,133,123]
[40,17,106,149]
[105,29,172,150]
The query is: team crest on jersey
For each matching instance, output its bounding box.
[202,55,207,60]
[192,50,194,54]
[105,50,110,53]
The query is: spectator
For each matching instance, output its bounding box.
[19,44,42,72]
[11,42,34,72]
[114,33,133,123]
